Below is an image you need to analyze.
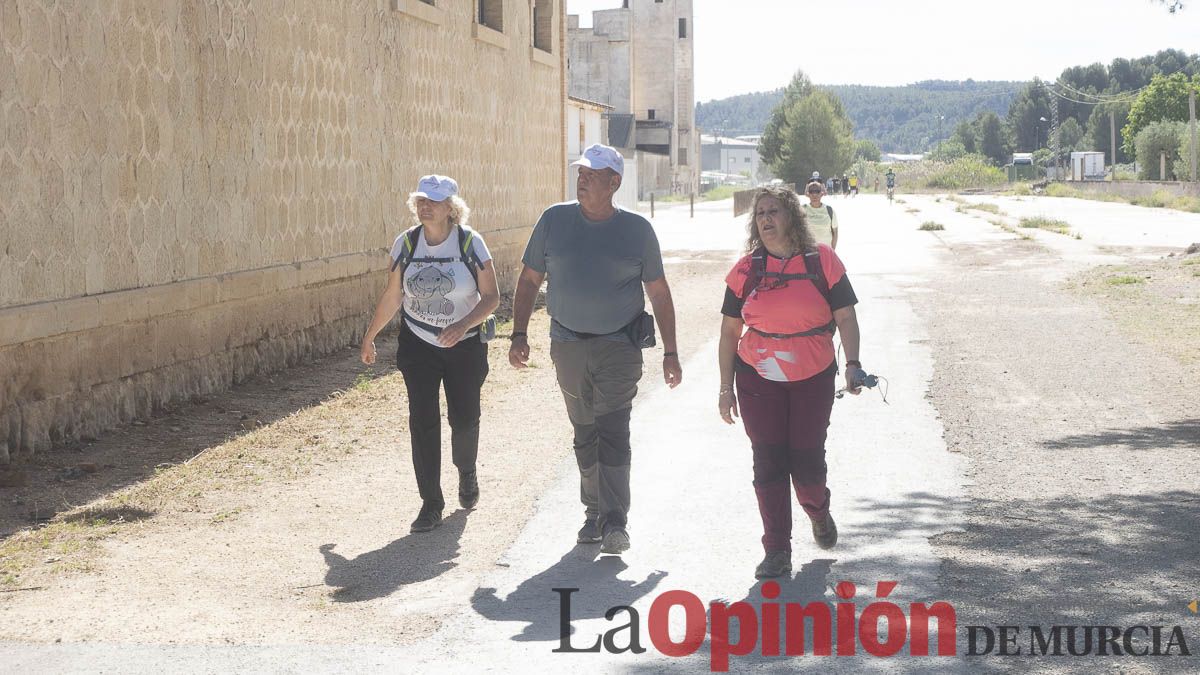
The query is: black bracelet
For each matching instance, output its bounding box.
[511,331,527,339]
[846,360,862,368]
[663,351,678,358]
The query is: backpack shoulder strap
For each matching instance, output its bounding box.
[826,205,834,220]
[804,247,832,309]
[741,247,767,299]
[391,225,423,272]
[456,224,483,286]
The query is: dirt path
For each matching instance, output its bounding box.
[907,202,1200,671]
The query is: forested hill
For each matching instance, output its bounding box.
[696,80,1023,153]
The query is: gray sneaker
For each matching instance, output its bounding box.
[812,513,838,549]
[754,550,792,579]
[600,527,630,555]
[577,519,602,544]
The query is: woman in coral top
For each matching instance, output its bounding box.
[717,185,865,579]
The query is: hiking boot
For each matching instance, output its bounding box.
[410,504,443,533]
[458,470,479,509]
[812,513,838,549]
[577,519,602,544]
[754,551,792,579]
[600,527,630,555]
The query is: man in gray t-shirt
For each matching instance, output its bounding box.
[509,144,682,556]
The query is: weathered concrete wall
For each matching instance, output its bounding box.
[0,0,567,461]
[566,9,630,114]
[1068,180,1200,200]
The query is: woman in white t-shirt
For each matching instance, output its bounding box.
[360,175,500,534]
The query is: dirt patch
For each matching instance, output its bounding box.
[1068,252,1200,371]
[912,234,1200,647]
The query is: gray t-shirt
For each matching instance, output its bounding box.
[522,202,665,337]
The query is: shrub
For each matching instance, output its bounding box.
[1019,217,1072,235]
[923,156,1007,190]
[919,221,945,231]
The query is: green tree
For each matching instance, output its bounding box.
[1086,102,1132,164]
[1057,117,1086,153]
[854,139,882,161]
[760,71,856,184]
[1122,72,1200,155]
[1006,78,1053,152]
[977,112,1008,165]
[928,139,969,162]
[1135,120,1188,179]
[952,120,977,154]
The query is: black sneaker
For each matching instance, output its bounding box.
[459,470,479,509]
[754,551,792,579]
[600,527,630,555]
[812,513,838,549]
[410,504,443,533]
[577,519,602,544]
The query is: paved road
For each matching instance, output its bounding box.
[4,193,1197,672]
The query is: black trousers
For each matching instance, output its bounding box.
[396,324,489,511]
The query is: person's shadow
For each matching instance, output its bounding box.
[319,509,470,602]
[694,557,836,668]
[472,546,668,643]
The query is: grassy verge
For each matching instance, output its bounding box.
[1069,258,1200,370]
[1043,183,1200,213]
[955,202,1005,215]
[1019,216,1080,238]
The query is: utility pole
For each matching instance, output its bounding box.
[1110,110,1118,178]
[1190,89,1197,182]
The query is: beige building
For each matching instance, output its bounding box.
[567,0,698,198]
[0,0,567,462]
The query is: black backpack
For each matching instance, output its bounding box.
[739,247,835,339]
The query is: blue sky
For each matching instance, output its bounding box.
[567,0,1200,102]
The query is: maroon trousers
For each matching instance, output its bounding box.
[735,361,837,553]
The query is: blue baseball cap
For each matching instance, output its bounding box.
[572,144,624,177]
[413,174,459,202]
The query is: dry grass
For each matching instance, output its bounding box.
[1070,259,1200,369]
[1019,216,1074,236]
[919,221,945,231]
[988,218,1033,240]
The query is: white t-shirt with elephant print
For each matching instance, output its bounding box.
[389,225,492,348]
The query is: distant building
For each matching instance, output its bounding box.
[566,96,638,210]
[568,0,698,198]
[701,135,763,184]
[882,153,926,163]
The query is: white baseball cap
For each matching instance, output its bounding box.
[413,174,459,202]
[572,144,624,177]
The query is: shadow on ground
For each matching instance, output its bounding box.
[319,509,470,602]
[1041,418,1200,451]
[471,546,667,643]
[0,341,391,537]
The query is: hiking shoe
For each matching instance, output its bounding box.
[410,505,443,533]
[600,527,630,555]
[754,551,792,579]
[577,519,602,544]
[812,513,838,549]
[458,470,479,509]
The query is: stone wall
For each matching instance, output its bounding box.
[0,0,567,461]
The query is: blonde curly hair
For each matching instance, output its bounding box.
[406,193,472,226]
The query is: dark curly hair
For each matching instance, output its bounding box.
[744,185,815,254]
